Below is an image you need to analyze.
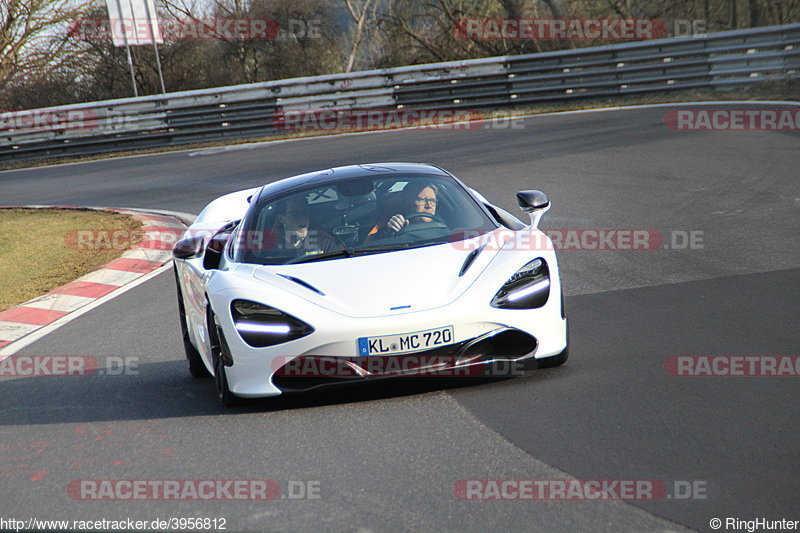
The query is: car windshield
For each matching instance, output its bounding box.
[233,173,498,265]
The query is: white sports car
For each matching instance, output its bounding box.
[173,163,568,405]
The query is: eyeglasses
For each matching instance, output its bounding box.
[414,197,437,206]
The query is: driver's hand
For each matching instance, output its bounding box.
[387,214,407,232]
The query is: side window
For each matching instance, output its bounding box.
[256,203,277,230]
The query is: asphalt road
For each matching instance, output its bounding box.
[0,104,798,532]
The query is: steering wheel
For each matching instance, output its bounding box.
[396,212,448,234]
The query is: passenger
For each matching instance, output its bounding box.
[276,196,338,253]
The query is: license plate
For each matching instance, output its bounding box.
[357,326,454,356]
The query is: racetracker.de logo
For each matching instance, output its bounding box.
[0,110,98,132]
[664,356,800,377]
[454,479,666,501]
[664,109,800,131]
[451,229,677,252]
[64,228,183,251]
[68,479,280,501]
[68,18,281,40]
[454,18,666,40]
[272,355,524,378]
[67,479,322,501]
[454,479,707,501]
[272,109,495,132]
[0,356,138,377]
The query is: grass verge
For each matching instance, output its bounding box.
[0,208,143,312]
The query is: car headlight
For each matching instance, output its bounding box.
[231,300,314,347]
[491,258,550,309]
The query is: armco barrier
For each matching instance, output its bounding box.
[1,23,798,162]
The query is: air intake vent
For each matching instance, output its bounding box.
[459,244,486,277]
[277,274,325,295]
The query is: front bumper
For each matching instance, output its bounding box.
[208,278,568,398]
[272,327,539,392]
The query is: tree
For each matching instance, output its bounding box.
[0,0,94,88]
[377,0,510,67]
[161,0,344,84]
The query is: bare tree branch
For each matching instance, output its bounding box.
[0,0,95,86]
[344,0,376,73]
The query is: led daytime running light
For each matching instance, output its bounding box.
[235,322,292,334]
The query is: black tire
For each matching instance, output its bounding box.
[214,354,240,407]
[207,303,241,407]
[174,266,210,378]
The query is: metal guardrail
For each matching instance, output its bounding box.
[1,24,798,162]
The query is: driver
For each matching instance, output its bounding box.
[386,183,439,233]
[367,182,441,238]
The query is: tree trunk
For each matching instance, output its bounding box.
[749,0,762,27]
[344,0,374,73]
[541,0,568,19]
[499,0,527,18]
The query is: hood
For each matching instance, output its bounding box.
[253,241,500,318]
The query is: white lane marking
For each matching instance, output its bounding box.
[134,219,187,230]
[0,263,173,358]
[1,100,797,172]
[76,269,143,286]
[23,293,96,313]
[119,208,197,225]
[122,248,173,262]
[0,322,41,341]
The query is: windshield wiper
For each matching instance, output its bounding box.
[287,241,448,264]
[354,243,411,253]
[286,248,354,264]
[355,241,448,255]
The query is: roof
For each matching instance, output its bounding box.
[255,163,452,202]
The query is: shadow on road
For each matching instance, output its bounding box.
[0,358,572,425]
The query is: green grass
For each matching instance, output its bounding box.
[0,208,143,311]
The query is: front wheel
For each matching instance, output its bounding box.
[214,353,240,407]
[207,303,241,407]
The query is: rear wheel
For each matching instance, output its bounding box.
[174,266,210,378]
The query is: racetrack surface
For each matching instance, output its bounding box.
[1,104,798,532]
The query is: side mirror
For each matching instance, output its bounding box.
[516,190,551,229]
[516,190,549,212]
[173,236,204,260]
[198,221,240,270]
